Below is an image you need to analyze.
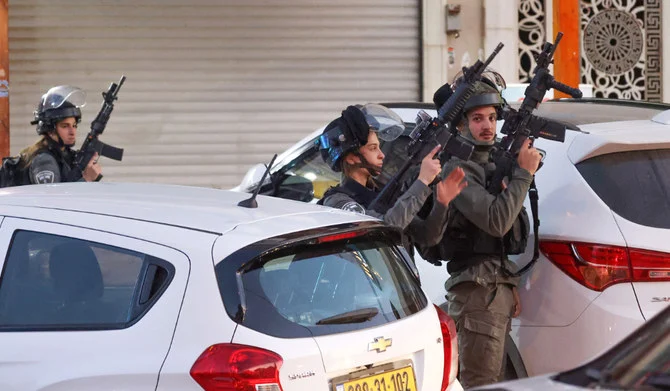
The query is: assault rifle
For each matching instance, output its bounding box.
[69,76,126,181]
[368,42,505,213]
[489,33,582,194]
[489,33,582,277]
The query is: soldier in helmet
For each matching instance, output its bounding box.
[21,85,102,184]
[430,72,542,388]
[318,103,467,252]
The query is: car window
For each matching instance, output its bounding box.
[378,135,413,183]
[576,149,670,229]
[285,149,340,199]
[0,230,173,330]
[216,226,427,338]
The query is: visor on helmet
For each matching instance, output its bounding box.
[40,85,87,110]
[359,103,404,142]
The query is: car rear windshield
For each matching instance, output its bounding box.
[576,149,670,229]
[215,225,427,338]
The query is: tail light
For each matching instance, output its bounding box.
[434,305,458,390]
[190,343,284,391]
[540,241,670,291]
[316,230,367,243]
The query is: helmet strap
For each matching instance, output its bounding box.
[47,130,73,149]
[351,150,382,177]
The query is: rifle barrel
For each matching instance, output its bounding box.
[483,43,504,68]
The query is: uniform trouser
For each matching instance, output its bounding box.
[446,281,515,389]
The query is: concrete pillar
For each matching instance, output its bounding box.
[421,0,450,102]
[552,0,581,98]
[484,0,520,83]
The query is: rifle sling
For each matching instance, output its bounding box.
[502,179,540,277]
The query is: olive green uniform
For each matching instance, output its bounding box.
[441,145,532,389]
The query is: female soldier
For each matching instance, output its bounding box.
[318,104,467,250]
[22,85,102,184]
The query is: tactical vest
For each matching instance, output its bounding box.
[319,178,417,259]
[318,178,377,208]
[416,159,530,274]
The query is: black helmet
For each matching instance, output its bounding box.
[32,85,86,135]
[318,104,404,172]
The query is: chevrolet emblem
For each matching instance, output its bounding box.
[368,336,392,353]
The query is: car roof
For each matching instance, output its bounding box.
[384,99,670,128]
[526,99,670,126]
[0,183,372,234]
[569,119,670,162]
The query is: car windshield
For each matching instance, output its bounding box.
[215,226,427,338]
[284,150,341,199]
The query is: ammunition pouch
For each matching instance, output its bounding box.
[416,205,530,272]
[503,206,530,255]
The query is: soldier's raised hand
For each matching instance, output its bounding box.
[417,145,443,185]
[82,152,103,182]
[436,167,467,206]
[517,139,542,175]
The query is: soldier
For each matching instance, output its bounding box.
[22,85,102,184]
[318,104,467,253]
[433,74,542,388]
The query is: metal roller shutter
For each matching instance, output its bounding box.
[8,0,419,188]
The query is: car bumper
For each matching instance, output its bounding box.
[513,283,645,376]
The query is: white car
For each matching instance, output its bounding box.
[0,183,461,391]
[472,304,670,390]
[234,99,670,379]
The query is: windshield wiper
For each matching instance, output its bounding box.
[316,307,379,325]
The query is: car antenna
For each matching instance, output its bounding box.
[237,154,278,208]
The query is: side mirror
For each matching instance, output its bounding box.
[275,174,314,202]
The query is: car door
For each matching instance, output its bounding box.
[0,216,190,391]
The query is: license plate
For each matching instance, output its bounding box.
[338,366,416,391]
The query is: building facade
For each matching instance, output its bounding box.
[5,1,668,187]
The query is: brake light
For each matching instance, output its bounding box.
[316,230,365,243]
[434,305,458,390]
[190,343,284,391]
[539,241,670,291]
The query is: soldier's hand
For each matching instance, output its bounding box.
[417,145,442,185]
[517,139,542,175]
[82,153,103,182]
[435,167,467,206]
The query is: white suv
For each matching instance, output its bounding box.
[234,99,670,379]
[0,183,461,391]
